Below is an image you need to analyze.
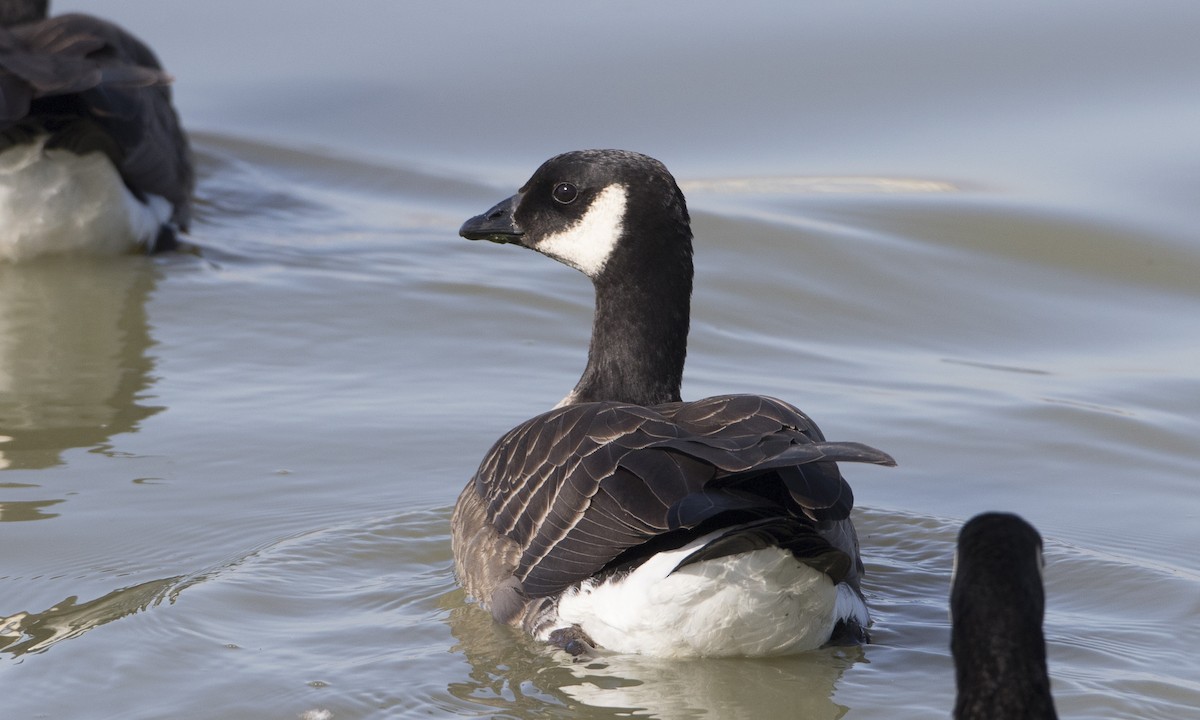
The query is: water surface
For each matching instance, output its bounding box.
[2,2,1199,718]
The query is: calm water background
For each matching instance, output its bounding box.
[2,1,1198,718]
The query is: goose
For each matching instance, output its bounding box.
[952,512,1058,719]
[0,0,192,261]
[450,149,895,658]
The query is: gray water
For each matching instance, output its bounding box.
[3,1,1199,718]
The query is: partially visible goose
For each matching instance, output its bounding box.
[0,0,192,261]
[451,149,895,658]
[952,512,1058,719]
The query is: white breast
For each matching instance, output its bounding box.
[551,529,847,657]
[0,136,171,262]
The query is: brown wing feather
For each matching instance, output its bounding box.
[457,394,894,603]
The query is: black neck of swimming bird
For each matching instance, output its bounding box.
[567,227,693,407]
[952,584,1057,720]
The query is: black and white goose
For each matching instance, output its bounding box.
[0,0,192,261]
[451,149,895,658]
[952,512,1058,720]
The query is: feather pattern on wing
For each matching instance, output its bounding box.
[458,394,895,604]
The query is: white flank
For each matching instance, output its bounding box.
[0,136,171,262]
[552,529,841,657]
[535,184,626,277]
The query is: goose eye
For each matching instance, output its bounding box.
[552,182,578,205]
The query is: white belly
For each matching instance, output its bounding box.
[0,136,171,262]
[552,530,861,657]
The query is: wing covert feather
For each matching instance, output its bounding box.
[466,395,894,599]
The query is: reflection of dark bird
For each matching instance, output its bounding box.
[451,150,894,657]
[0,0,192,260]
[952,512,1058,720]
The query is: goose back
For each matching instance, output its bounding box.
[452,393,895,635]
[0,11,193,238]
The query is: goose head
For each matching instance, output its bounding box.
[460,149,692,281]
[460,150,694,406]
[460,148,700,408]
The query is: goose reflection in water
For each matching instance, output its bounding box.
[0,575,185,657]
[0,258,162,476]
[445,597,856,720]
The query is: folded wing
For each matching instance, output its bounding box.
[470,394,895,600]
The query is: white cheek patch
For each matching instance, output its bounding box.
[535,184,627,277]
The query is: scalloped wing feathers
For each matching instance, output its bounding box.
[465,394,894,600]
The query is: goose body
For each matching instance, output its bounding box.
[952,512,1058,719]
[451,149,894,657]
[0,1,192,261]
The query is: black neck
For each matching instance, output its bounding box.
[566,241,692,407]
[952,603,1057,720]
